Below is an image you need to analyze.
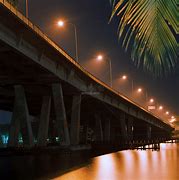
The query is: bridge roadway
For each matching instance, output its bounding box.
[0,1,173,150]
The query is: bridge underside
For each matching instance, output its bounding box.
[0,42,172,149]
[0,1,173,150]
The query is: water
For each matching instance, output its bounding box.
[54,143,179,180]
[0,143,178,179]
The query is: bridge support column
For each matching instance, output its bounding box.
[37,96,51,147]
[94,114,103,142]
[70,94,81,145]
[81,119,89,144]
[104,118,110,142]
[0,131,3,147]
[147,125,152,140]
[8,85,34,147]
[127,117,133,141]
[120,112,128,141]
[52,83,70,146]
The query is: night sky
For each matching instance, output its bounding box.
[0,0,179,123]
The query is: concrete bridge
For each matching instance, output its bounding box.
[0,0,173,150]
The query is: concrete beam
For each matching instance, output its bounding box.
[52,83,70,146]
[8,85,34,147]
[70,94,81,145]
[94,114,103,142]
[37,96,51,147]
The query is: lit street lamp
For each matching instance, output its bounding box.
[165,111,169,115]
[122,75,127,80]
[159,106,163,110]
[120,75,134,94]
[57,20,79,62]
[137,88,142,93]
[136,88,151,108]
[97,55,113,88]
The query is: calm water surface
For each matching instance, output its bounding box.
[0,143,178,179]
[54,143,179,180]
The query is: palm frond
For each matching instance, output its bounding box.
[110,0,179,75]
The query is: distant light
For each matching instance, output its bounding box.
[170,119,176,123]
[150,98,154,103]
[137,88,142,93]
[171,116,175,119]
[97,55,103,61]
[122,75,127,80]
[165,111,169,115]
[159,106,163,110]
[57,20,64,27]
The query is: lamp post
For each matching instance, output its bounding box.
[24,0,28,18]
[121,75,134,95]
[136,88,150,105]
[97,55,113,88]
[57,20,79,62]
[131,79,134,94]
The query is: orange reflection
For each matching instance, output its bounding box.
[94,154,117,180]
[53,143,179,180]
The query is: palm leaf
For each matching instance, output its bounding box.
[110,0,178,75]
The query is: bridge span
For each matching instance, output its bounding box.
[0,0,173,150]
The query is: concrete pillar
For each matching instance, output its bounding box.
[110,126,115,143]
[8,85,34,147]
[48,119,56,143]
[127,117,133,141]
[147,125,152,140]
[94,114,103,142]
[37,96,51,147]
[0,130,3,147]
[119,112,128,141]
[81,119,89,144]
[70,94,81,145]
[52,83,70,146]
[104,118,110,142]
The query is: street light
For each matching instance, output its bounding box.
[25,0,28,18]
[121,75,133,94]
[97,55,103,61]
[137,88,142,93]
[122,75,127,80]
[136,88,149,104]
[96,55,113,88]
[149,98,154,103]
[165,111,169,115]
[159,106,163,110]
[57,20,79,62]
[57,20,64,27]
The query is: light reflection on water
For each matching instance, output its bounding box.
[54,143,179,180]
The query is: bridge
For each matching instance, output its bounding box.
[0,0,173,151]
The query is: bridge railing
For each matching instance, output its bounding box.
[0,0,171,127]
